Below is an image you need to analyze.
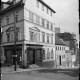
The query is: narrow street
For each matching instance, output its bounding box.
[2,68,79,80]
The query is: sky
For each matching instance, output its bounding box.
[2,0,79,43]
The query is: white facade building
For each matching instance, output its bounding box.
[55,35,72,68]
[0,0,56,68]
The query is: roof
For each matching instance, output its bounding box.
[0,1,23,15]
[55,35,67,46]
[38,0,56,13]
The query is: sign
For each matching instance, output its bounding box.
[72,55,76,62]
[12,55,17,57]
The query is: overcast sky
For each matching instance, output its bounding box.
[2,0,79,42]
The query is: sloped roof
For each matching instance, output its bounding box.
[55,35,67,46]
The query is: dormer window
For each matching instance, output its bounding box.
[51,11,52,16]
[42,4,44,11]
[36,0,39,8]
[47,8,49,14]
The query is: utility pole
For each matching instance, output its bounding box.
[13,12,17,71]
[0,26,1,68]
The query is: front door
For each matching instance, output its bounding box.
[59,55,61,66]
[27,49,35,65]
[35,49,42,65]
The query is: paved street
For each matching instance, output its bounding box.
[1,68,79,80]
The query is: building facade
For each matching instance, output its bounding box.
[0,0,56,68]
[55,35,72,68]
[55,35,67,68]
[65,47,72,68]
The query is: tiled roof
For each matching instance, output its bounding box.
[55,35,67,46]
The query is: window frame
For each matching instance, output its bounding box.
[47,48,50,59]
[51,49,54,59]
[47,34,49,43]
[42,32,45,42]
[6,16,9,25]
[6,33,10,42]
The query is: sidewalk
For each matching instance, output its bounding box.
[1,66,46,74]
[1,65,79,74]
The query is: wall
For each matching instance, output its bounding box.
[1,5,24,44]
[56,45,66,67]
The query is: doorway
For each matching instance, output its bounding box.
[27,49,42,65]
[59,55,61,66]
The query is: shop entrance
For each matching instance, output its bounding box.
[27,48,42,66]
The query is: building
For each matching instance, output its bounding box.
[0,0,56,68]
[55,27,60,34]
[57,32,78,55]
[65,48,72,68]
[55,35,67,68]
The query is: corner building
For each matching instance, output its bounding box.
[0,0,56,68]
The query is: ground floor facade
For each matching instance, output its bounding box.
[1,42,55,68]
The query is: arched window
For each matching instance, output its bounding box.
[51,49,54,59]
[47,48,50,59]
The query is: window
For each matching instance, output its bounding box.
[42,32,45,42]
[11,34,13,41]
[47,8,49,14]
[7,33,10,42]
[47,34,49,43]
[15,12,19,22]
[47,48,50,59]
[62,55,65,58]
[60,47,61,50]
[51,49,54,59]
[42,4,44,11]
[30,31,34,41]
[6,16,9,25]
[36,0,39,7]
[36,33,40,42]
[50,11,52,16]
[58,46,59,50]
[51,36,53,44]
[34,33,37,42]
[56,46,57,50]
[51,23,53,31]
[36,15,40,25]
[47,21,49,29]
[64,47,65,50]
[42,49,45,60]
[29,11,34,22]
[15,31,19,41]
[42,18,45,27]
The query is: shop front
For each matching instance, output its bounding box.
[27,44,43,67]
[3,45,22,67]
